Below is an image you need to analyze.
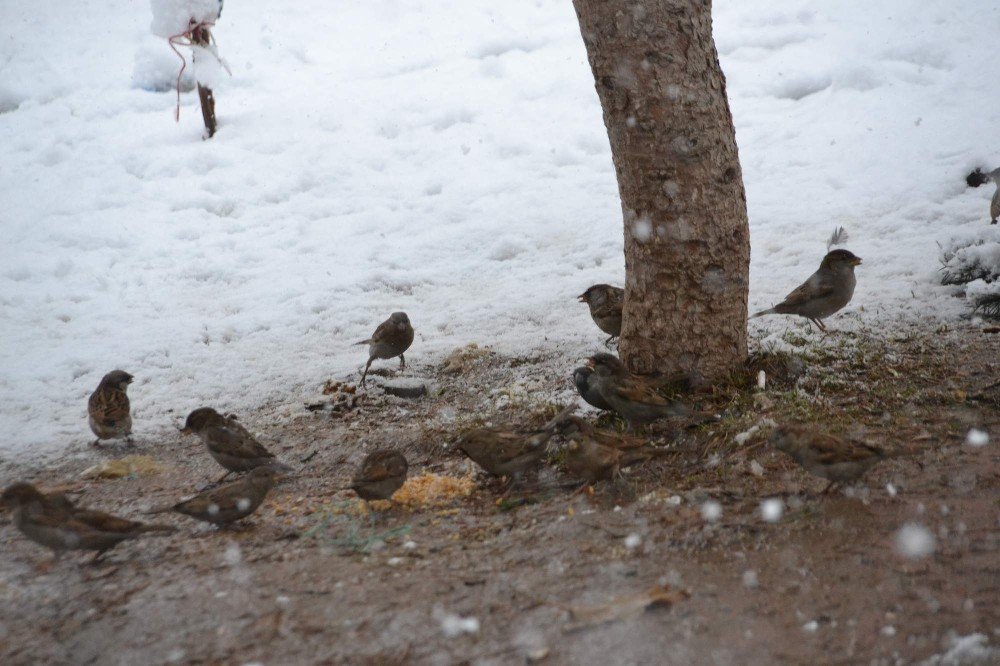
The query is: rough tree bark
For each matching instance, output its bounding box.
[572,0,750,382]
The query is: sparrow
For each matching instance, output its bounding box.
[574,366,612,411]
[561,433,670,484]
[752,249,862,331]
[357,312,414,387]
[87,370,134,446]
[181,407,291,482]
[585,353,690,429]
[769,425,887,494]
[555,415,647,451]
[455,404,576,477]
[967,167,1000,224]
[148,467,281,527]
[578,284,624,347]
[1,483,175,562]
[349,449,408,501]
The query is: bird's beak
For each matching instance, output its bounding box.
[577,294,587,302]
[852,257,862,266]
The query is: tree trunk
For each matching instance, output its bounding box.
[572,0,750,382]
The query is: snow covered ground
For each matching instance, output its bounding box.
[1,0,998,460]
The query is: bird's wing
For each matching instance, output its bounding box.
[611,377,674,407]
[813,434,879,464]
[223,417,256,440]
[205,426,273,459]
[777,273,835,309]
[369,319,395,343]
[354,453,405,485]
[69,509,142,534]
[88,389,130,426]
[591,300,623,319]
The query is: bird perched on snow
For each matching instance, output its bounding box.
[147,467,281,527]
[578,284,624,347]
[573,366,612,411]
[87,370,134,447]
[752,249,862,331]
[181,407,291,482]
[357,312,414,387]
[348,449,408,502]
[585,353,690,429]
[967,167,1000,224]
[455,404,576,478]
[1,483,175,563]
[769,425,887,494]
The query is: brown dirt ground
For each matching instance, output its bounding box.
[1,320,999,665]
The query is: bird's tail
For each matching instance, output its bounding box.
[264,461,295,475]
[542,404,578,433]
[751,308,775,318]
[137,523,177,534]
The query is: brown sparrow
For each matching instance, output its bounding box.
[562,432,669,484]
[578,284,623,346]
[148,467,280,527]
[1,483,174,562]
[769,425,887,494]
[574,366,612,411]
[752,249,862,331]
[349,449,408,501]
[456,404,576,477]
[555,416,647,451]
[182,407,291,482]
[585,353,690,429]
[357,312,414,387]
[87,370,134,446]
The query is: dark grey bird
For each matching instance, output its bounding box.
[574,366,612,411]
[87,370,134,446]
[357,312,414,387]
[586,353,690,429]
[578,284,624,347]
[752,249,862,331]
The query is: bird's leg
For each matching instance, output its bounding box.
[399,353,405,370]
[125,436,135,447]
[815,319,828,333]
[91,438,102,448]
[360,358,374,388]
[89,551,107,565]
[821,480,838,495]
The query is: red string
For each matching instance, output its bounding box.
[166,18,218,122]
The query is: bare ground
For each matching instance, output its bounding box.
[1,320,999,665]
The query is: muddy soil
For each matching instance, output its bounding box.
[1,322,999,665]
